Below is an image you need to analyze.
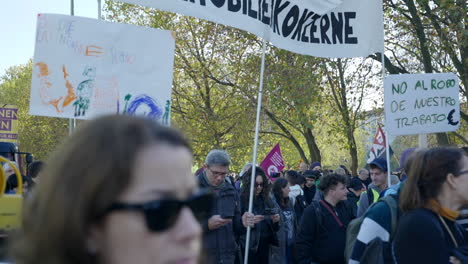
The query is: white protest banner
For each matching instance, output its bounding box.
[30,13,175,124]
[384,73,460,136]
[116,0,383,58]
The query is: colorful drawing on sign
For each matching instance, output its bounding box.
[126,94,162,120]
[31,14,175,121]
[35,62,83,113]
[122,94,132,114]
[73,66,96,117]
[162,100,171,125]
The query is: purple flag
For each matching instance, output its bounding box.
[260,144,285,180]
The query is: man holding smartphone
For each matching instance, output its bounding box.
[198,149,252,264]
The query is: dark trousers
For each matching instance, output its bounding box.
[246,239,270,264]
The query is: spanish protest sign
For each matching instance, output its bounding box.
[114,0,384,58]
[384,73,460,136]
[30,14,175,125]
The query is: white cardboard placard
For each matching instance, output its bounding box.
[384,73,460,136]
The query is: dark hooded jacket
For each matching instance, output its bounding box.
[198,172,243,264]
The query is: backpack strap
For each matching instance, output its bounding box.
[367,188,374,205]
[380,195,398,238]
[319,200,344,227]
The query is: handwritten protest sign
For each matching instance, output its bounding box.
[0,105,19,142]
[116,0,383,58]
[30,14,175,124]
[384,73,460,136]
[260,144,285,180]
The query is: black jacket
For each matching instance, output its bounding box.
[198,172,243,264]
[239,195,280,253]
[346,191,360,218]
[303,185,317,205]
[295,199,354,264]
[394,208,468,264]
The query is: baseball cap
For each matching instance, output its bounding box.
[369,158,388,172]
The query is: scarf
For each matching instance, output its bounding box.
[202,171,226,191]
[427,199,460,221]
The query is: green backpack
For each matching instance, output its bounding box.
[344,194,399,263]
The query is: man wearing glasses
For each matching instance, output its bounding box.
[197,149,251,264]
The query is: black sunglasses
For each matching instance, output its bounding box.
[104,189,213,232]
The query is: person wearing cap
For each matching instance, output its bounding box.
[310,161,322,171]
[303,170,319,205]
[356,158,388,217]
[349,148,418,264]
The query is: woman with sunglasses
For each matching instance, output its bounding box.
[239,166,280,264]
[12,115,212,264]
[394,147,468,264]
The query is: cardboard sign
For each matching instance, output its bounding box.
[116,0,384,58]
[30,14,175,124]
[384,73,460,136]
[0,105,19,142]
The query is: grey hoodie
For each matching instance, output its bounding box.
[356,183,385,217]
[288,184,304,206]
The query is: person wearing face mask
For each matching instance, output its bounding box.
[394,147,468,264]
[296,173,355,264]
[12,115,212,264]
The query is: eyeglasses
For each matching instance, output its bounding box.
[255,183,264,187]
[207,167,228,177]
[103,190,213,232]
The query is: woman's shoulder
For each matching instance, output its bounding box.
[399,208,441,231]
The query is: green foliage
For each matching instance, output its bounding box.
[0,61,69,160]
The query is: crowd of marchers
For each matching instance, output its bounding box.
[195,147,468,264]
[3,115,468,264]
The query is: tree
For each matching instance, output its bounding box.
[0,61,69,160]
[371,0,467,145]
[321,58,380,175]
[104,2,260,169]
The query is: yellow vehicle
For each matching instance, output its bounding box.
[0,156,23,231]
[0,142,33,260]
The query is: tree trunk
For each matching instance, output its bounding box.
[305,127,322,163]
[263,109,311,164]
[435,132,450,146]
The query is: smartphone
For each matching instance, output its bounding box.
[264,208,276,216]
[221,213,234,219]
